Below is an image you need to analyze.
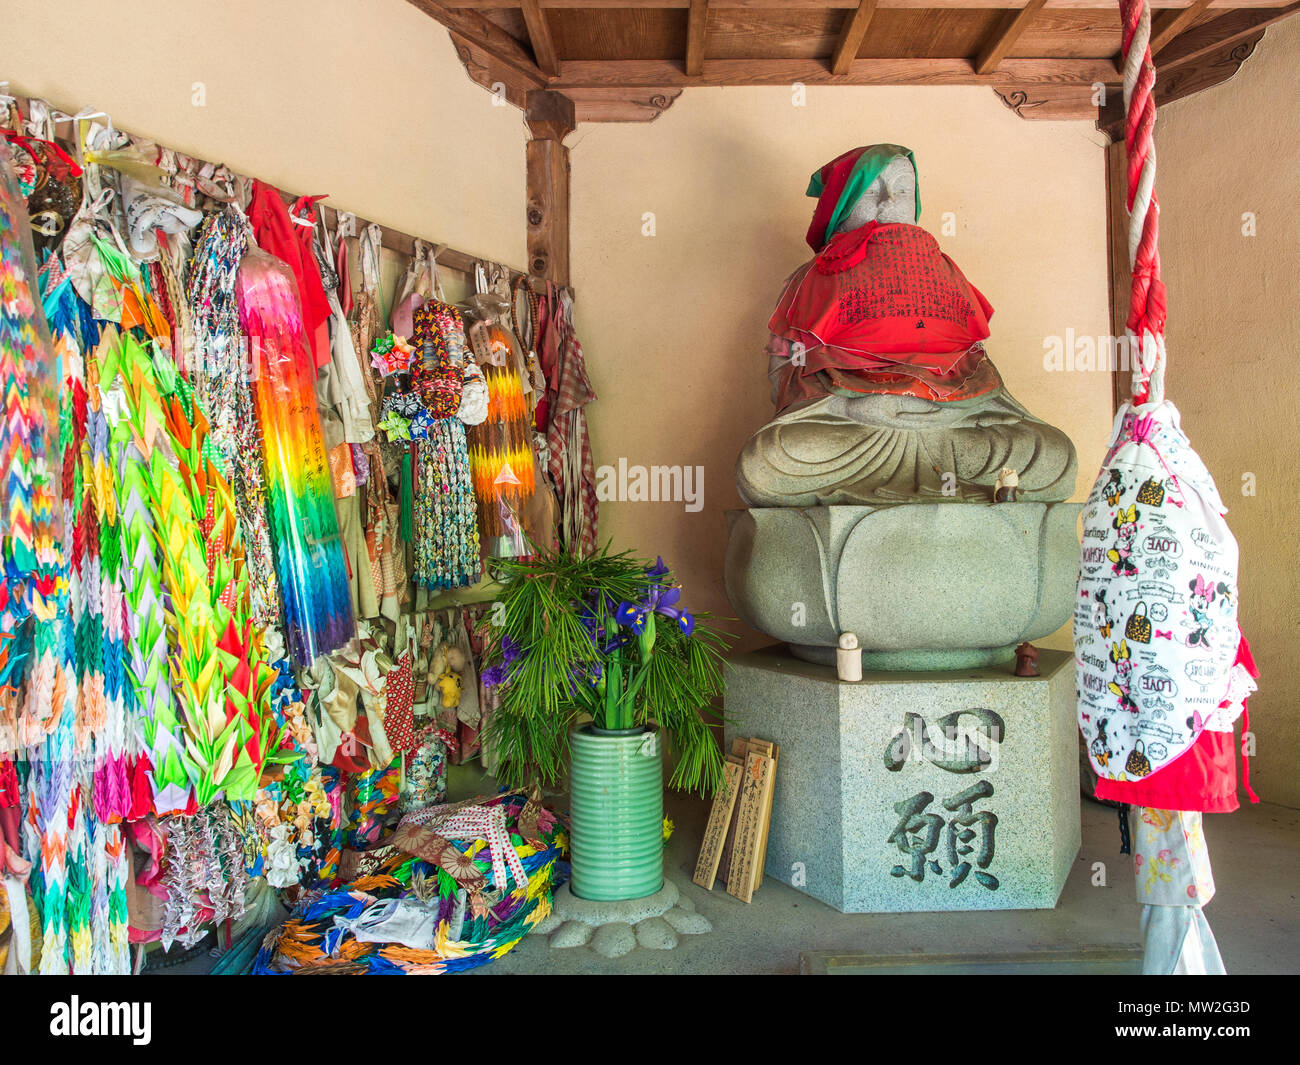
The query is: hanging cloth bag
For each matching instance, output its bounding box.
[1076,400,1241,783]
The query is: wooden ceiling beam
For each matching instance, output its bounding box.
[521,0,562,76]
[1157,3,1300,69]
[686,0,710,76]
[974,0,1048,75]
[1150,0,1214,52]
[830,0,879,76]
[435,0,1284,10]
[405,0,549,85]
[553,56,1118,86]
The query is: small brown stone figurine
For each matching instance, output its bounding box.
[1014,641,1040,677]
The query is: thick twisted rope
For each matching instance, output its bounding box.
[1120,0,1168,405]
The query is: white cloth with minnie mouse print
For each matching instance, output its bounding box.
[1076,400,1243,782]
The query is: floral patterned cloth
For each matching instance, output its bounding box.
[1131,806,1215,906]
[1131,806,1225,975]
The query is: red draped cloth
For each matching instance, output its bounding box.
[246,180,332,369]
[769,221,1002,412]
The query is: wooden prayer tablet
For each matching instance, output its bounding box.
[716,739,751,884]
[726,749,775,904]
[692,756,744,891]
[753,742,779,893]
[694,736,779,902]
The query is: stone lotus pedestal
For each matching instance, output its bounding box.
[725,502,1082,670]
[725,646,1079,913]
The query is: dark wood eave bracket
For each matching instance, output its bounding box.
[406,0,1299,130]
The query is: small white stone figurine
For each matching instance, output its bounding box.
[994,467,1020,503]
[836,632,862,682]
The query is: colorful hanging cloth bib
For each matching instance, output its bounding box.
[1076,400,1242,784]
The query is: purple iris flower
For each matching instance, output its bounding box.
[645,557,671,583]
[646,584,695,635]
[615,600,648,635]
[617,582,696,637]
[566,661,604,696]
[579,599,629,653]
[481,633,522,688]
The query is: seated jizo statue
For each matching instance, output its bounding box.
[725,145,1081,670]
[737,145,1076,506]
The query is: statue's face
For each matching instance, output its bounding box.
[833,155,918,235]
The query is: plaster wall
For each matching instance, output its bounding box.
[1155,17,1300,808]
[571,86,1114,655]
[0,0,527,270]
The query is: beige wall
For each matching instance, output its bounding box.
[572,86,1114,654]
[1157,18,1300,808]
[0,0,526,270]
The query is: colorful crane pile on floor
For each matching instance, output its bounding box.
[0,93,596,974]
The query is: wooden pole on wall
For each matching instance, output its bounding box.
[525,90,576,285]
[1099,96,1132,415]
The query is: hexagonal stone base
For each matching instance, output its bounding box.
[725,646,1080,913]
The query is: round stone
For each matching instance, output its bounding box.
[549,921,594,949]
[662,907,712,935]
[552,878,679,927]
[589,922,637,959]
[673,891,696,913]
[635,917,679,951]
[534,910,565,936]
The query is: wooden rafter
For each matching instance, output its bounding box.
[521,0,561,76]
[975,0,1049,75]
[830,0,879,75]
[1157,2,1300,68]
[428,0,1299,123]
[552,56,1118,86]
[1150,0,1215,52]
[435,0,1284,10]
[686,0,710,76]
[405,0,548,84]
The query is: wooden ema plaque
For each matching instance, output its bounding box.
[727,746,775,903]
[716,739,749,886]
[693,736,778,902]
[691,756,743,891]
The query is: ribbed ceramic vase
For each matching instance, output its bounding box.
[568,723,664,901]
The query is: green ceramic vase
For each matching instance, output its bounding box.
[568,723,664,901]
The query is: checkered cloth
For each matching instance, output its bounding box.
[543,286,598,556]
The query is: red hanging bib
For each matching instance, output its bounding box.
[770,222,994,370]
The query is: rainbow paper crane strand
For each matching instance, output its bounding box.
[236,249,354,665]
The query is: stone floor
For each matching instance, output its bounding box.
[453,764,1300,976]
[160,766,1299,974]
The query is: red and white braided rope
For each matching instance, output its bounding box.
[1120,0,1169,405]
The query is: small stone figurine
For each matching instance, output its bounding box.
[1014,641,1040,677]
[994,467,1020,503]
[836,632,863,682]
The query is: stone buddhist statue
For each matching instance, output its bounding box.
[725,145,1082,670]
[737,145,1076,507]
